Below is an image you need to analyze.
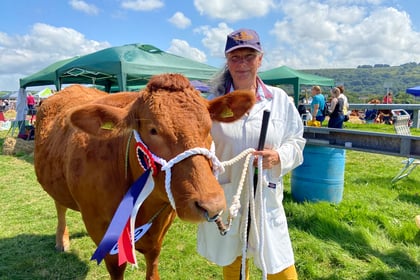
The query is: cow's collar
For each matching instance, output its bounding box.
[132,130,166,175]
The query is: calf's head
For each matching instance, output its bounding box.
[69,73,255,222]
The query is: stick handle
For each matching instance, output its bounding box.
[257,110,271,151]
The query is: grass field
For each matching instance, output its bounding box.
[0,124,419,280]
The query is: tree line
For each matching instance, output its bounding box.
[302,62,420,103]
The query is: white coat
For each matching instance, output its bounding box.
[197,85,306,274]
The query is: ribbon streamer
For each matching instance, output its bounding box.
[117,221,135,265]
[91,168,152,264]
[117,168,155,266]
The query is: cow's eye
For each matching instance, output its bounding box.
[150,128,158,135]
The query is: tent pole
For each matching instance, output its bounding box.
[293,82,299,107]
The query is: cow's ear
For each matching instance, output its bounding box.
[208,90,256,122]
[69,104,126,137]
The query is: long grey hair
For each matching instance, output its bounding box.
[209,65,232,98]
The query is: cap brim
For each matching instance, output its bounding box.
[225,44,262,54]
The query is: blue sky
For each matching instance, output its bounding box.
[1,0,420,91]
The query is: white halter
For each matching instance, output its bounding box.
[132,130,224,210]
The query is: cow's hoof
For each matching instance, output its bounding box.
[55,244,70,252]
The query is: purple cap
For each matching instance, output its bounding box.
[225,28,262,54]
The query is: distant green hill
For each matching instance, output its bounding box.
[2,63,420,104]
[301,62,420,103]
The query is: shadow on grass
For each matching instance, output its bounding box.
[0,146,35,165]
[0,233,89,279]
[14,152,34,165]
[397,192,420,206]
[351,177,395,188]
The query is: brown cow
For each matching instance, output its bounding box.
[34,73,256,279]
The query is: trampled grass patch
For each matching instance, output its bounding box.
[0,126,419,279]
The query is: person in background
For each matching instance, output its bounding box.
[383,92,393,104]
[328,87,345,128]
[337,85,350,122]
[27,93,36,113]
[380,92,393,124]
[310,85,326,124]
[197,28,305,280]
[1,99,9,111]
[0,100,5,121]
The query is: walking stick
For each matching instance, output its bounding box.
[255,110,271,191]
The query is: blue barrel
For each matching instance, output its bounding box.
[291,145,346,203]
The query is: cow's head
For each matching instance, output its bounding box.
[69,73,256,222]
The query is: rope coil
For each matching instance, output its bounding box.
[213,148,255,235]
[215,149,268,280]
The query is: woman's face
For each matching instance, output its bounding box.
[226,48,262,87]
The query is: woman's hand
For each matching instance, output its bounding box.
[252,149,280,169]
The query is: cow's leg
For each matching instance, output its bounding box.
[104,255,126,280]
[54,201,70,251]
[81,213,128,279]
[142,209,177,280]
[144,249,161,280]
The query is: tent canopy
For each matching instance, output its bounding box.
[20,44,219,92]
[35,87,54,99]
[19,57,80,89]
[406,86,420,97]
[259,65,335,106]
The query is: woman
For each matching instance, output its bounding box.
[327,87,345,128]
[198,28,305,280]
[383,92,393,104]
[337,85,350,122]
[310,85,326,124]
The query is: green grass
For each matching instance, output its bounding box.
[343,122,420,135]
[0,126,419,279]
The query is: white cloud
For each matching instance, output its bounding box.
[266,0,420,69]
[194,0,276,21]
[168,12,191,29]
[69,0,99,15]
[194,23,233,58]
[167,39,207,63]
[1,0,420,91]
[121,0,163,11]
[0,23,110,90]
[336,7,420,65]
